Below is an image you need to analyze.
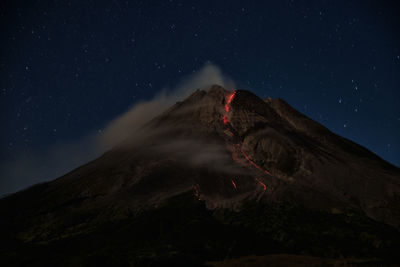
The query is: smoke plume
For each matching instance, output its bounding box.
[100,63,234,149]
[0,63,235,195]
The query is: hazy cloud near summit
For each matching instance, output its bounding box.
[1,63,235,195]
[100,63,235,149]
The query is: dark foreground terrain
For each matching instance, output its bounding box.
[1,192,399,266]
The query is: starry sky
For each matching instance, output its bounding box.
[1,0,399,194]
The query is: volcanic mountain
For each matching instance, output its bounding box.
[1,85,400,266]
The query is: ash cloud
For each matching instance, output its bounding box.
[100,63,235,149]
[1,63,236,196]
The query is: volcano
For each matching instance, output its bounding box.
[1,85,399,266]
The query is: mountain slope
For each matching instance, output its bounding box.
[1,85,399,266]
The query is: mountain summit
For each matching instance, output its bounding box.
[1,85,399,266]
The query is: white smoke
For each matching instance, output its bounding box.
[100,63,235,149]
[0,63,235,195]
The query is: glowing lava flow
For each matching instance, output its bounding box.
[241,149,271,175]
[231,179,238,190]
[223,115,229,125]
[255,177,267,191]
[222,90,272,177]
[222,90,237,126]
[225,91,237,112]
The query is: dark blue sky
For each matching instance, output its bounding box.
[1,0,399,194]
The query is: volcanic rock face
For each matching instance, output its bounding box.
[131,85,399,227]
[1,85,400,265]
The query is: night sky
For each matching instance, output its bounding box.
[1,0,399,194]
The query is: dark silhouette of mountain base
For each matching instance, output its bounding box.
[1,85,399,266]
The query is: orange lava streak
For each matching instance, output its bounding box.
[231,179,238,190]
[223,90,271,177]
[255,177,267,191]
[241,149,271,175]
[225,91,237,112]
[223,115,229,124]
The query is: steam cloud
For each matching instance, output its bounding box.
[100,63,235,149]
[0,63,235,195]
